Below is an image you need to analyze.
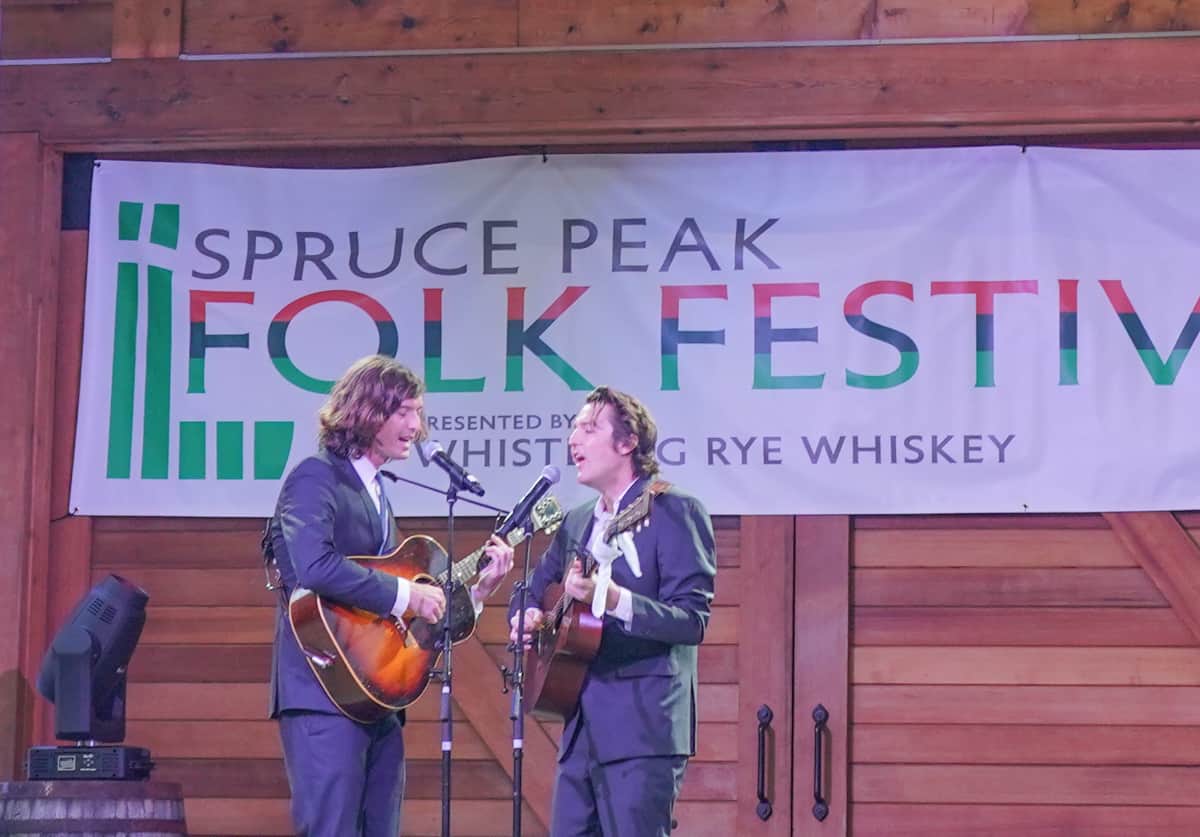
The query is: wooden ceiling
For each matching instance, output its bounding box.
[3,1,1200,151]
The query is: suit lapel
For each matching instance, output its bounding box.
[612,477,652,588]
[326,451,381,549]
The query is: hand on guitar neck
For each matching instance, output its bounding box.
[471,533,516,605]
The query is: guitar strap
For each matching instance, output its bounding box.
[260,519,289,610]
[574,479,672,570]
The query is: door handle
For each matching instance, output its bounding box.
[812,703,829,821]
[755,704,773,821]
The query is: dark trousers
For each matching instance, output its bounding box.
[278,709,405,837]
[552,716,687,836]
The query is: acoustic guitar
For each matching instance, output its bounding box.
[289,494,564,724]
[522,481,668,721]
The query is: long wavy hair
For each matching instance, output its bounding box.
[318,355,426,459]
[585,385,660,479]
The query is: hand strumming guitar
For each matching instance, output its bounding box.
[408,582,446,623]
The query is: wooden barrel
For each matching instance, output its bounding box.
[0,780,187,835]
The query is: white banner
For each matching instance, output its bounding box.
[71,148,1200,517]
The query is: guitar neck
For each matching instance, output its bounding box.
[438,528,527,587]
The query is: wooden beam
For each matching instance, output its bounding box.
[0,1,111,61]
[183,0,518,55]
[112,0,182,59]
[0,134,61,778]
[5,37,1200,150]
[1105,512,1200,644]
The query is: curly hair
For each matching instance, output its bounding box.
[318,355,426,459]
[584,385,660,479]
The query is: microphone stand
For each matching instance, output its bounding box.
[438,481,457,837]
[501,536,537,836]
[379,469,508,837]
[379,470,508,517]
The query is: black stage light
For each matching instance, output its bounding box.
[27,574,155,780]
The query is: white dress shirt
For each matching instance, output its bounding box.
[351,456,411,619]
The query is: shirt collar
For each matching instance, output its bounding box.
[350,455,381,491]
[595,478,639,518]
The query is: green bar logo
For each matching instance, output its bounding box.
[106,200,295,482]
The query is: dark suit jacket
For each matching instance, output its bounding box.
[512,477,717,764]
[266,449,400,717]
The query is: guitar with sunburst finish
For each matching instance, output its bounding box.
[289,494,564,723]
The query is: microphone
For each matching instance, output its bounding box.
[419,441,486,497]
[495,465,561,539]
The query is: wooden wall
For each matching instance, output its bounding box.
[9,0,1200,61]
[4,1,1200,835]
[7,1,1200,148]
[850,513,1200,834]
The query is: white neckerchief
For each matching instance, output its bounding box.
[587,479,643,618]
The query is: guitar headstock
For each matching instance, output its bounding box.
[531,494,565,536]
[603,480,669,542]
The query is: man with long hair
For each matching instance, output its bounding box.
[510,386,717,835]
[266,354,514,836]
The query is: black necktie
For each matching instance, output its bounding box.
[375,473,392,554]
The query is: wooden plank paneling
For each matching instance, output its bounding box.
[92,523,266,568]
[10,38,1200,149]
[854,764,1200,805]
[853,646,1200,685]
[854,606,1195,646]
[141,606,274,644]
[183,797,540,837]
[0,1,111,60]
[1018,0,1200,35]
[677,762,737,801]
[98,567,277,606]
[870,0,1200,38]
[130,644,271,682]
[855,514,1110,531]
[855,685,1200,725]
[112,0,182,59]
[519,0,873,46]
[158,757,512,799]
[854,724,1200,765]
[182,0,519,55]
[670,800,737,836]
[126,682,460,722]
[852,804,1200,836]
[524,0,1200,45]
[854,528,1134,567]
[855,567,1166,607]
[694,721,737,762]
